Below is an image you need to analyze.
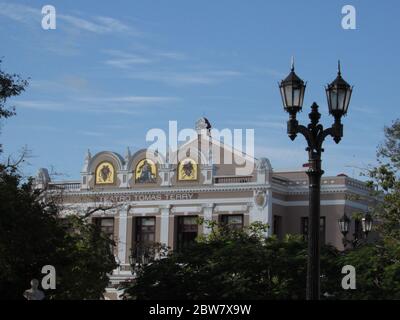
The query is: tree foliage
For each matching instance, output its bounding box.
[0,62,116,299]
[368,119,400,241]
[0,158,117,299]
[124,223,341,300]
[0,60,28,120]
[332,242,400,300]
[337,119,400,300]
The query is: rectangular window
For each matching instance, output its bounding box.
[93,217,114,241]
[220,214,244,230]
[135,217,156,244]
[177,216,198,251]
[133,217,156,262]
[273,215,283,240]
[301,216,326,245]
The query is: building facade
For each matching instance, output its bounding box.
[34,118,373,298]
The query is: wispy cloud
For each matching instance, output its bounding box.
[255,68,286,78]
[79,95,181,104]
[59,14,141,35]
[103,49,152,68]
[28,77,90,95]
[101,46,242,86]
[126,70,242,86]
[14,95,181,114]
[12,124,64,133]
[61,75,89,91]
[78,130,105,137]
[96,124,131,130]
[95,16,133,33]
[351,105,378,116]
[102,48,188,70]
[155,51,187,60]
[14,100,65,111]
[255,145,307,169]
[224,119,286,129]
[0,2,39,24]
[0,2,140,36]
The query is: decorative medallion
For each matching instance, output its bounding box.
[135,159,157,183]
[178,158,197,181]
[95,162,115,185]
[254,191,267,209]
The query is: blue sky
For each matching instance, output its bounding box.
[0,0,399,180]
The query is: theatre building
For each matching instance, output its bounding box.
[34,118,373,298]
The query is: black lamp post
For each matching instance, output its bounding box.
[279,59,353,300]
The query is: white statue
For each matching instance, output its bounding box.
[195,117,212,134]
[23,279,45,300]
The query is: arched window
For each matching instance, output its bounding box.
[135,159,157,183]
[95,162,115,185]
[178,158,197,181]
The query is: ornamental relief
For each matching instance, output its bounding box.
[95,162,115,185]
[254,190,267,209]
[135,159,157,184]
[177,158,198,181]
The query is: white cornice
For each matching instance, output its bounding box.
[272,198,369,210]
[271,183,372,197]
[52,183,271,198]
[62,197,255,210]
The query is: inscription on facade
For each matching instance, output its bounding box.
[99,193,197,203]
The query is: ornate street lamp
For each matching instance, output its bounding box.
[338,213,350,237]
[338,213,373,249]
[326,61,353,118]
[279,59,353,300]
[279,59,306,114]
[361,213,373,236]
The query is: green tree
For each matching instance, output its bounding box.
[0,60,27,119]
[0,170,117,299]
[124,222,341,300]
[332,119,400,300]
[331,242,400,300]
[0,62,117,299]
[368,119,400,241]
[0,60,28,152]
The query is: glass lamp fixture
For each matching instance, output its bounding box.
[338,213,350,236]
[279,57,307,114]
[361,213,373,235]
[325,61,353,118]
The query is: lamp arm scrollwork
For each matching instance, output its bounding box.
[287,103,343,157]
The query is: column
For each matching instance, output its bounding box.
[266,189,273,237]
[117,205,129,265]
[202,203,214,235]
[159,205,170,247]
